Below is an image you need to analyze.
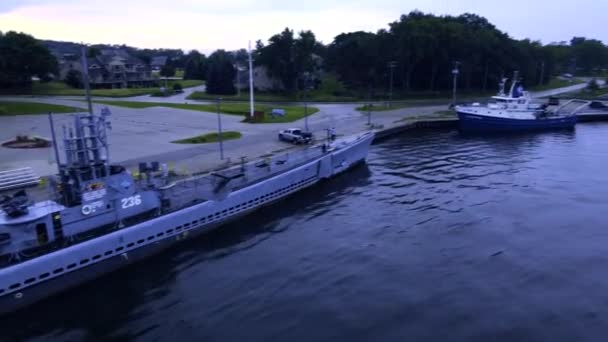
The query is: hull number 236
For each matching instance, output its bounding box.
[121,195,142,209]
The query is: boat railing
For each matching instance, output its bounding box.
[156,142,330,211]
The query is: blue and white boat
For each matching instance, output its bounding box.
[455,72,577,132]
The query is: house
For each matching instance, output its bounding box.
[150,56,168,71]
[234,65,280,92]
[235,54,323,92]
[59,49,154,88]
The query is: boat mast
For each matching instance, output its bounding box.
[508,71,519,97]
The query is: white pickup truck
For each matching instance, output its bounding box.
[278,128,313,144]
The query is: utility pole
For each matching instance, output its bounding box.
[483,61,489,92]
[216,98,224,160]
[80,44,93,114]
[236,65,241,97]
[388,61,397,108]
[304,73,310,132]
[539,61,545,86]
[452,61,461,107]
[248,41,254,119]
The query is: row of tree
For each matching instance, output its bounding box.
[251,11,608,96]
[4,11,608,95]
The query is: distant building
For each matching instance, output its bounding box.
[150,56,168,71]
[59,49,154,88]
[234,65,282,92]
[235,54,323,92]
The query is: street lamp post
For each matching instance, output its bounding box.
[303,73,310,132]
[304,98,309,132]
[452,61,461,107]
[367,85,372,126]
[216,97,224,160]
[388,61,397,108]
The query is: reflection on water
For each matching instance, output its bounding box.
[4,124,608,342]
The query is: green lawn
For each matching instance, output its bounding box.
[356,103,417,112]
[171,131,242,144]
[0,101,84,116]
[27,80,204,97]
[93,100,319,123]
[187,90,357,103]
[531,78,585,91]
[157,79,204,88]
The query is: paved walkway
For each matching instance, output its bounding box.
[111,84,206,103]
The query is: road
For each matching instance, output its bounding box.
[530,78,605,99]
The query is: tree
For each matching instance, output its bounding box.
[160,64,175,77]
[87,46,101,58]
[205,50,236,95]
[173,83,183,93]
[294,30,318,90]
[570,37,608,73]
[183,50,207,80]
[326,31,381,90]
[64,69,82,88]
[0,31,58,88]
[256,28,321,93]
[257,28,297,92]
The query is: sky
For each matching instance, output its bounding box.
[0,0,605,53]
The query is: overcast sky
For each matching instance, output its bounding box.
[0,0,605,53]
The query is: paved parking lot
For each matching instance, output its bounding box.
[0,98,405,177]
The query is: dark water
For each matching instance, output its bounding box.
[4,124,608,342]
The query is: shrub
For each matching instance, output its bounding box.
[64,70,82,88]
[587,78,600,91]
[173,83,183,93]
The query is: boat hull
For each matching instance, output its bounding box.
[457,112,577,132]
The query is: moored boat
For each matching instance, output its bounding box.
[455,72,577,132]
[0,107,374,316]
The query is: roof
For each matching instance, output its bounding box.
[151,56,168,66]
[94,49,146,66]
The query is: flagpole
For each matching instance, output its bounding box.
[248,40,254,119]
